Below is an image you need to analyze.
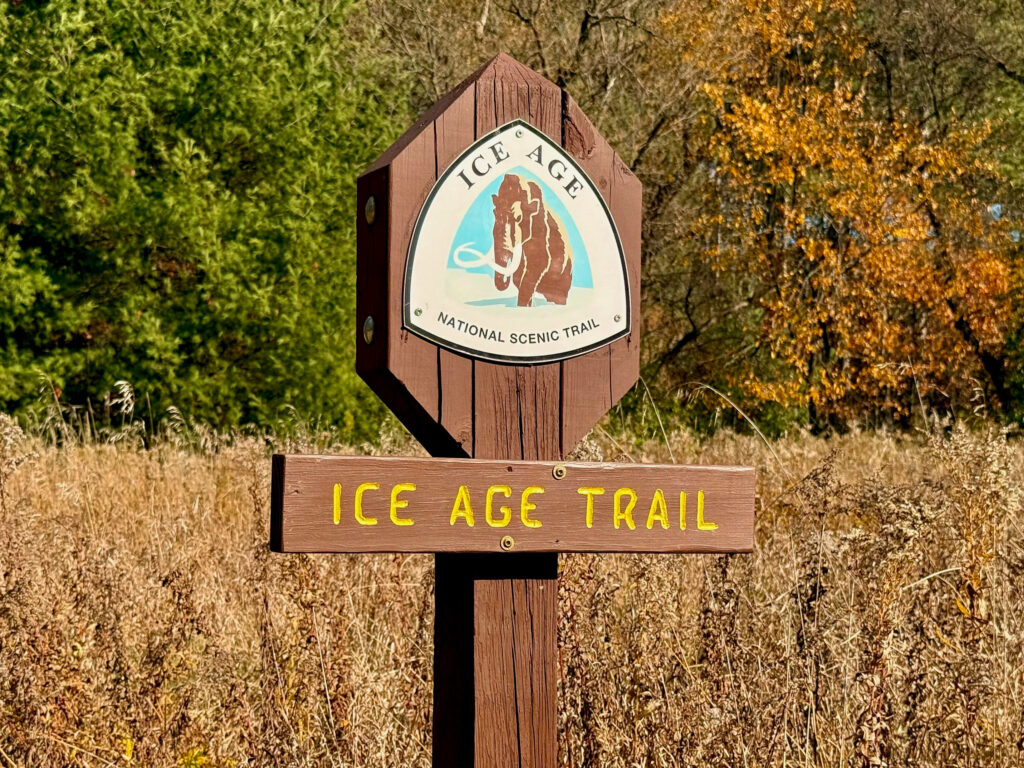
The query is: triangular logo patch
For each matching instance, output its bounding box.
[404,120,630,364]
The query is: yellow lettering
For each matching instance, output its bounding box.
[697,490,717,530]
[333,483,342,525]
[354,482,380,525]
[389,483,415,526]
[485,485,513,527]
[646,489,669,530]
[614,488,637,530]
[520,486,544,528]
[450,485,475,526]
[679,490,687,530]
[577,487,605,528]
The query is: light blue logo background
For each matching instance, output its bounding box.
[446,165,593,289]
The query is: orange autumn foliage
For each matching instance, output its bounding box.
[661,0,1016,423]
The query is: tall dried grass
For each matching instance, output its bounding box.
[1,412,1022,767]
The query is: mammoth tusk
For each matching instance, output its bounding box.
[452,241,523,281]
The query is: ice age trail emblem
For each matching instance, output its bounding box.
[405,119,629,364]
[452,173,574,307]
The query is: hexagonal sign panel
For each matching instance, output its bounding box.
[355,53,641,459]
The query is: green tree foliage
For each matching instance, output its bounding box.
[3,0,1024,436]
[0,0,410,437]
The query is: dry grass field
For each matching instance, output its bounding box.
[1,413,1022,767]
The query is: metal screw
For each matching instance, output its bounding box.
[614,314,622,323]
[500,535,515,551]
[552,464,567,480]
[414,308,423,317]
[362,316,375,344]
[515,128,523,138]
[364,195,376,225]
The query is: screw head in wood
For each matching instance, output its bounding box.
[364,195,376,225]
[414,308,423,317]
[614,314,621,322]
[552,464,567,480]
[362,315,375,344]
[500,535,515,551]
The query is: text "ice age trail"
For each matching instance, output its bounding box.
[332,482,719,532]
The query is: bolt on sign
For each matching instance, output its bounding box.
[271,53,756,768]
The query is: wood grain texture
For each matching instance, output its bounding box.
[433,555,558,768]
[433,55,564,768]
[357,159,457,454]
[271,454,755,554]
[388,123,440,422]
[473,576,557,768]
[506,578,556,767]
[608,153,643,407]
[559,94,617,453]
[471,55,562,464]
[351,54,648,768]
[474,579,519,761]
[434,84,477,454]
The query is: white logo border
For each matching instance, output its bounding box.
[402,118,631,365]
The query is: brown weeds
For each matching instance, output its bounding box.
[0,422,1021,766]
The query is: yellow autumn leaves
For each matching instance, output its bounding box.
[656,0,1016,422]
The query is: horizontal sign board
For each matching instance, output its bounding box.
[271,455,755,553]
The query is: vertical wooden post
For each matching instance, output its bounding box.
[429,54,565,768]
[433,554,558,768]
[353,53,643,767]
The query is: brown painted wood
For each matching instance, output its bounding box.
[389,126,441,423]
[355,53,641,459]
[608,154,643,407]
[434,84,477,454]
[356,166,389,377]
[474,579,519,761]
[471,56,562,465]
[427,58,562,768]
[269,453,285,552]
[472,574,557,768]
[433,555,475,768]
[507,577,557,767]
[468,556,557,768]
[350,54,648,768]
[271,454,755,554]
[559,95,615,452]
[357,159,460,455]
[433,555,557,768]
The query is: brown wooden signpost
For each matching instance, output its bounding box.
[271,53,756,768]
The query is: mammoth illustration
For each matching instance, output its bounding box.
[489,174,574,307]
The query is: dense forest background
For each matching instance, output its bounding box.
[2,0,1023,439]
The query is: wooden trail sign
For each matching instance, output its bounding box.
[354,53,640,459]
[272,455,754,553]
[271,53,756,768]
